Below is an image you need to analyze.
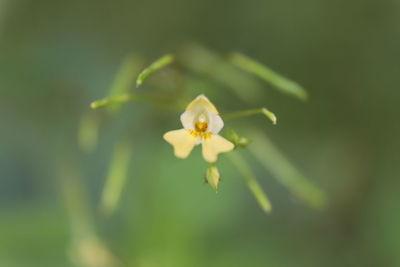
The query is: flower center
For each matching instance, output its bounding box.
[188,129,212,139]
[195,122,208,132]
[193,113,209,133]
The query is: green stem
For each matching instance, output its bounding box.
[90,93,134,109]
[247,130,327,209]
[100,140,132,217]
[227,151,272,213]
[222,107,277,124]
[136,54,174,87]
[229,52,308,101]
[90,93,175,110]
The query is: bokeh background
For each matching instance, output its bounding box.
[1,0,399,266]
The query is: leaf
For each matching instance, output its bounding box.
[229,52,308,101]
[136,54,174,87]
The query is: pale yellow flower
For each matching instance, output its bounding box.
[163,94,234,163]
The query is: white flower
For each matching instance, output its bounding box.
[163,94,234,163]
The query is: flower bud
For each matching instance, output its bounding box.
[205,165,221,192]
[226,129,251,148]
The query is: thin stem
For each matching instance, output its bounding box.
[90,93,134,109]
[136,54,174,87]
[90,93,176,110]
[222,107,277,124]
[100,139,132,217]
[227,151,272,213]
[247,129,327,209]
[58,159,119,266]
[229,52,308,101]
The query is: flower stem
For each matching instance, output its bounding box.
[227,151,272,213]
[247,129,327,209]
[229,52,308,101]
[222,107,277,124]
[136,54,174,88]
[100,139,132,217]
[90,93,176,110]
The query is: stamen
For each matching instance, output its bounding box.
[198,114,206,122]
[188,130,212,139]
[195,122,208,132]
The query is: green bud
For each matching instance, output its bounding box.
[237,136,251,147]
[205,165,221,192]
[226,129,251,148]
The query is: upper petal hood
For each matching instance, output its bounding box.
[185,94,219,114]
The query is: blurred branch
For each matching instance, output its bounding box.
[227,151,272,213]
[90,93,134,109]
[229,52,308,101]
[100,139,132,217]
[78,112,100,153]
[109,54,143,96]
[58,160,120,267]
[222,107,277,125]
[90,92,175,110]
[107,54,144,112]
[247,129,327,209]
[59,162,95,237]
[178,44,263,104]
[136,54,174,88]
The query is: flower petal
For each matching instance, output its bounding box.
[202,134,234,163]
[180,110,195,130]
[163,129,197,159]
[185,94,219,114]
[208,113,224,134]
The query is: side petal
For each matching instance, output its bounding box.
[208,113,224,134]
[180,110,195,130]
[163,129,197,159]
[202,134,235,163]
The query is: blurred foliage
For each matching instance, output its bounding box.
[91,44,323,215]
[1,0,400,266]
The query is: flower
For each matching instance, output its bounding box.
[163,94,234,163]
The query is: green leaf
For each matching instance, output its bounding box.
[229,52,308,101]
[227,151,272,213]
[136,54,174,88]
[247,130,327,209]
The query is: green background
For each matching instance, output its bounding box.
[1,0,399,266]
